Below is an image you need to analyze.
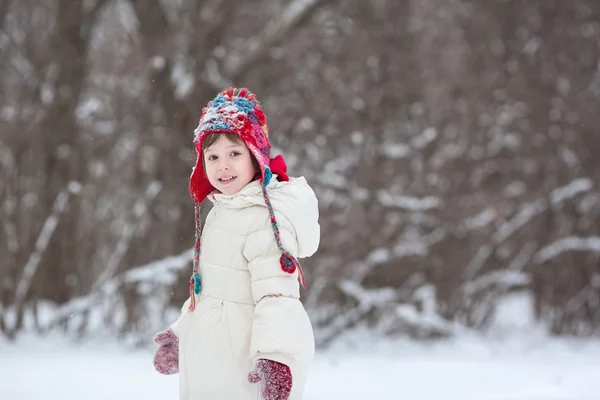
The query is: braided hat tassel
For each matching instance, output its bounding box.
[188,202,203,312]
[262,170,306,289]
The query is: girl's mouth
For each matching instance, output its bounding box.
[219,176,237,184]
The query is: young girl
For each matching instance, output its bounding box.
[152,88,320,400]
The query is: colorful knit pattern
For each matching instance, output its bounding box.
[193,87,271,184]
[187,88,306,312]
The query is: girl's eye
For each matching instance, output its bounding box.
[207,155,217,161]
[230,151,242,157]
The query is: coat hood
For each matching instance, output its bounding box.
[209,176,320,258]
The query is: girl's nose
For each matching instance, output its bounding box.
[218,162,230,171]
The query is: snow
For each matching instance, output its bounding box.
[36,247,192,331]
[2,294,599,399]
[379,127,437,160]
[534,236,600,264]
[76,97,103,119]
[411,127,437,149]
[464,269,530,294]
[376,190,443,211]
[381,142,410,159]
[1,331,600,400]
[493,199,547,244]
[550,178,592,206]
[465,207,496,230]
[172,61,195,99]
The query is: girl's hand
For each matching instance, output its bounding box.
[248,359,293,400]
[152,329,179,375]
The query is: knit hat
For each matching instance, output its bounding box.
[187,88,305,312]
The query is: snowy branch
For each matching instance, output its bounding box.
[464,245,493,278]
[0,25,40,85]
[392,303,457,337]
[377,191,443,211]
[81,0,113,42]
[465,177,593,278]
[550,178,593,207]
[316,154,359,189]
[123,247,194,285]
[0,140,15,171]
[229,0,328,79]
[93,181,162,290]
[351,228,446,283]
[204,58,232,91]
[412,127,438,149]
[506,241,538,271]
[0,142,19,253]
[8,182,82,332]
[40,246,194,331]
[340,280,397,310]
[1,216,18,253]
[463,270,530,295]
[350,248,390,282]
[381,142,411,159]
[203,0,333,90]
[463,207,497,231]
[379,127,438,160]
[492,199,547,244]
[314,280,397,345]
[534,236,600,264]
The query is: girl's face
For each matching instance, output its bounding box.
[203,134,257,195]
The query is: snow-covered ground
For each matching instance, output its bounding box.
[2,330,600,400]
[2,294,599,399]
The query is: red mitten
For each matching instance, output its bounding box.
[152,329,179,375]
[248,359,293,400]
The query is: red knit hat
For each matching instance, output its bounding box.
[190,88,289,203]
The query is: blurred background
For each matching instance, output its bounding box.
[1,0,600,354]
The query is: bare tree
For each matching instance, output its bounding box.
[2,0,599,343]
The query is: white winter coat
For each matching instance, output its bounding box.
[169,176,319,400]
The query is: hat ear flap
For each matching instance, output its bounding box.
[189,152,214,203]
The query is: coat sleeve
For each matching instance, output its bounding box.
[168,297,191,337]
[242,212,315,366]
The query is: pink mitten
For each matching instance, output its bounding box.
[248,359,293,400]
[153,329,179,375]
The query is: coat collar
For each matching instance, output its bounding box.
[207,175,319,259]
[207,175,280,206]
